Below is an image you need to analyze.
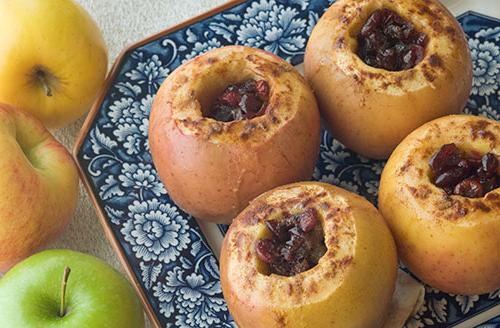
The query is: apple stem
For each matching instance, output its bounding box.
[36,69,53,97]
[59,266,71,317]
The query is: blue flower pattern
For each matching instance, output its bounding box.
[77,1,500,326]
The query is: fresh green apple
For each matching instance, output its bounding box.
[0,104,79,272]
[0,249,145,327]
[0,0,108,128]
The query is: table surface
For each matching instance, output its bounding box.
[49,1,225,327]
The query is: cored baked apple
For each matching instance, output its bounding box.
[149,46,320,223]
[220,182,397,327]
[304,0,472,159]
[379,115,500,295]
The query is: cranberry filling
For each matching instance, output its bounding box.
[207,79,269,122]
[254,208,326,277]
[429,143,499,198]
[357,8,428,71]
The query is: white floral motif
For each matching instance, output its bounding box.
[184,38,222,61]
[236,0,307,55]
[119,162,165,197]
[489,289,500,299]
[121,200,190,263]
[153,265,228,328]
[468,38,500,96]
[125,54,169,93]
[455,294,479,314]
[109,94,152,155]
[405,304,434,328]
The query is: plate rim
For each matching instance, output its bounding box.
[73,1,247,327]
[72,2,500,327]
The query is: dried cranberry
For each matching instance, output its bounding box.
[402,45,424,70]
[429,144,461,176]
[482,176,498,193]
[208,79,269,122]
[454,178,484,198]
[480,153,498,178]
[255,239,276,264]
[434,167,467,188]
[219,87,241,108]
[240,94,262,118]
[299,209,318,233]
[254,209,326,276]
[429,143,499,198]
[265,220,287,241]
[357,8,428,71]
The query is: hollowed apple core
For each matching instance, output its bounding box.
[203,79,269,122]
[357,8,428,71]
[429,143,499,198]
[254,208,326,277]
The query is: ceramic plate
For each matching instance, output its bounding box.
[74,0,500,327]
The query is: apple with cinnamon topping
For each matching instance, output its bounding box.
[304,0,472,159]
[149,46,320,223]
[221,182,397,328]
[379,115,500,295]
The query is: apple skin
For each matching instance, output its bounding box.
[0,104,79,272]
[0,249,145,328]
[0,0,108,129]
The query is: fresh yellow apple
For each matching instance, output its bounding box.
[0,0,108,129]
[0,104,79,272]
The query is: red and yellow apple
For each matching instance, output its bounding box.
[0,0,108,129]
[0,104,79,272]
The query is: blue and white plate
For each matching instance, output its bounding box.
[75,1,500,327]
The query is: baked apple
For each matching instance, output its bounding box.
[379,115,500,295]
[149,46,320,223]
[220,182,397,328]
[304,0,472,159]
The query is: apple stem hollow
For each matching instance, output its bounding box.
[59,266,71,317]
[35,69,53,97]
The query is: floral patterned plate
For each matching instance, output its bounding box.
[74,1,500,327]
